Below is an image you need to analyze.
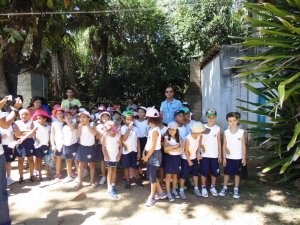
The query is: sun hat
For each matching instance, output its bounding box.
[206,108,217,117]
[168,122,178,129]
[190,122,210,134]
[19,109,30,115]
[99,111,111,119]
[146,107,159,118]
[137,106,147,112]
[32,109,50,120]
[123,110,134,118]
[174,109,185,117]
[78,111,91,119]
[51,107,65,118]
[79,108,86,113]
[181,107,191,113]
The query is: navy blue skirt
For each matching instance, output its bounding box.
[63,143,78,160]
[75,144,97,163]
[34,145,49,158]
[164,154,181,174]
[3,145,15,162]
[16,138,34,157]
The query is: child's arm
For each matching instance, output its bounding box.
[163,138,179,153]
[184,139,193,166]
[13,123,24,139]
[17,126,38,144]
[222,134,227,167]
[101,135,110,161]
[116,136,122,161]
[242,130,247,166]
[143,130,159,162]
[50,125,56,151]
[197,136,202,161]
[217,129,222,163]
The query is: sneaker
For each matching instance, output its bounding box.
[210,186,218,197]
[145,197,156,207]
[201,188,208,198]
[83,168,89,178]
[124,181,131,189]
[154,191,167,200]
[179,190,187,200]
[54,173,61,181]
[219,187,228,197]
[233,189,240,199]
[167,192,174,202]
[99,176,106,185]
[62,176,73,183]
[172,189,180,199]
[194,188,202,197]
[110,186,118,199]
[136,179,144,188]
[6,177,15,186]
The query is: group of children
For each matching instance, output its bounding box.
[1,97,246,206]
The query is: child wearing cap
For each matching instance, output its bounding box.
[179,122,210,199]
[13,109,36,183]
[32,110,51,181]
[163,122,183,201]
[134,106,149,178]
[62,112,78,182]
[143,107,167,207]
[174,109,188,142]
[121,111,143,189]
[74,111,97,190]
[182,107,195,134]
[200,108,221,197]
[219,112,246,199]
[50,107,65,180]
[102,120,122,199]
[96,111,111,185]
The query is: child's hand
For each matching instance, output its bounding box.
[143,154,148,162]
[137,152,141,160]
[104,155,110,161]
[223,158,227,167]
[17,138,24,144]
[218,155,222,163]
[128,121,134,130]
[197,154,202,161]
[242,158,247,166]
[188,160,193,166]
[117,155,121,161]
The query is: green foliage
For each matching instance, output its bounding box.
[238,0,300,183]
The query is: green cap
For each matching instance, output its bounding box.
[123,110,134,118]
[206,108,217,117]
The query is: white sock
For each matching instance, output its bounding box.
[234,187,238,191]
[194,186,199,190]
[111,183,115,187]
[223,185,227,189]
[180,188,184,192]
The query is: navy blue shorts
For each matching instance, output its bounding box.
[139,137,147,154]
[34,145,49,158]
[224,158,242,176]
[55,150,63,157]
[95,143,103,162]
[180,158,199,180]
[3,145,15,162]
[105,161,119,168]
[15,138,34,157]
[63,143,78,160]
[164,154,181,174]
[76,144,97,163]
[122,151,139,169]
[200,157,220,177]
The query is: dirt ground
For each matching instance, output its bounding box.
[7,154,300,225]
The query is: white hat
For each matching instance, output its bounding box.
[99,111,111,119]
[168,122,178,129]
[79,108,86,112]
[146,107,159,118]
[137,106,147,112]
[190,122,210,134]
[19,109,29,115]
[78,111,91,119]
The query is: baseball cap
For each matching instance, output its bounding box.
[168,122,178,129]
[206,108,217,117]
[182,102,189,106]
[174,109,185,117]
[181,107,190,113]
[146,107,159,118]
[190,122,210,134]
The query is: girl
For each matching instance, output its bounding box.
[13,109,36,183]
[27,96,47,119]
[96,111,111,185]
[50,107,65,180]
[62,111,78,182]
[32,109,51,181]
[102,120,122,199]
[163,122,183,201]
[74,111,97,190]
[143,107,166,207]
[0,118,15,186]
[179,122,209,199]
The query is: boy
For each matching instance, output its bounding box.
[200,108,221,197]
[182,107,195,134]
[121,111,143,189]
[219,112,246,199]
[174,110,188,142]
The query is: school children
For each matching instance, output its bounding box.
[121,110,143,189]
[219,112,246,199]
[200,108,221,197]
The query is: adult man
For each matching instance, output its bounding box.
[61,87,82,111]
[0,96,23,225]
[160,86,183,125]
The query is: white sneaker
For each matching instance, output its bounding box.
[201,187,209,198]
[233,189,240,199]
[62,176,73,183]
[194,188,202,197]
[83,168,89,178]
[7,177,15,186]
[210,186,218,196]
[99,176,107,185]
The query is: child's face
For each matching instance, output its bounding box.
[80,114,90,124]
[168,128,177,136]
[101,114,111,123]
[33,100,42,109]
[113,113,121,121]
[65,113,72,121]
[124,116,134,126]
[184,113,190,122]
[20,112,30,122]
[56,110,64,120]
[138,109,146,119]
[71,108,78,115]
[207,116,216,125]
[175,113,185,125]
[37,115,47,125]
[227,116,237,128]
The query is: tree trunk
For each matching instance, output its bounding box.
[0,58,9,96]
[50,50,64,100]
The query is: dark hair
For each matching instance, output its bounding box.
[165,86,174,91]
[36,114,52,123]
[28,96,43,108]
[234,112,241,119]
[226,112,238,121]
[148,117,162,126]
[166,128,180,143]
[16,95,24,102]
[66,87,75,93]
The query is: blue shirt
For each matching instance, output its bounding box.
[160,98,182,124]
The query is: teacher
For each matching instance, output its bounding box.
[61,87,82,111]
[160,86,182,125]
